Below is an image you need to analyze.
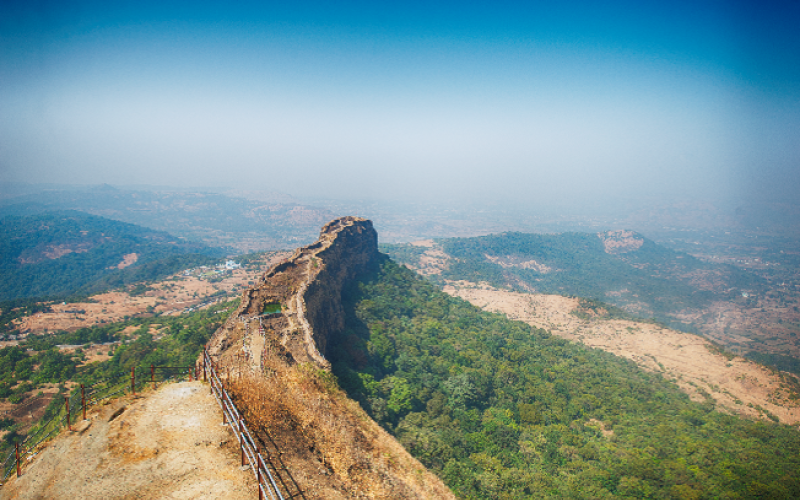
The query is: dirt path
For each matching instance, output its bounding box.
[1,381,256,499]
[444,281,800,426]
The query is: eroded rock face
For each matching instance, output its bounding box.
[302,218,378,359]
[207,216,378,369]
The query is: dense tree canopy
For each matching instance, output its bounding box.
[332,258,800,499]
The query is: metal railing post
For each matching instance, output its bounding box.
[15,442,20,477]
[131,366,136,395]
[65,395,72,431]
[240,417,246,466]
[257,445,264,500]
[151,364,156,390]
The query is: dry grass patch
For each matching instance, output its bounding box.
[225,357,455,500]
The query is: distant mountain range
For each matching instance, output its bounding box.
[0,211,225,301]
[0,185,335,253]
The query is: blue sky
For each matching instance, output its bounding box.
[1,1,798,207]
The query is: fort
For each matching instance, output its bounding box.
[206,216,379,370]
[203,216,454,499]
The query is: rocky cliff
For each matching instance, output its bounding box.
[205,217,455,499]
[207,216,379,368]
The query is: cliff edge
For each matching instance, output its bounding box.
[207,216,378,368]
[205,217,455,499]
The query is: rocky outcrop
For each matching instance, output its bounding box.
[207,216,379,369]
[301,218,378,361]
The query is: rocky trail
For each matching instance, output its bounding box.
[1,381,256,500]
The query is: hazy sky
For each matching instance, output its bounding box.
[1,1,798,207]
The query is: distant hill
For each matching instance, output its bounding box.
[0,211,225,301]
[383,230,762,329]
[0,186,335,253]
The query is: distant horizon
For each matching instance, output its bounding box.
[2,179,797,209]
[3,1,799,211]
[0,181,800,227]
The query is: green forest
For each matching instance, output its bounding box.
[331,257,800,499]
[0,211,224,301]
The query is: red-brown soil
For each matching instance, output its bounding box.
[12,252,290,336]
[114,253,138,269]
[409,239,450,276]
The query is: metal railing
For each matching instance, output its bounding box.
[2,349,303,500]
[203,348,293,500]
[0,364,195,484]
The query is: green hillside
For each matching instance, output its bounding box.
[331,257,799,499]
[384,232,760,327]
[0,211,224,302]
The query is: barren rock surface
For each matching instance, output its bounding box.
[1,382,256,499]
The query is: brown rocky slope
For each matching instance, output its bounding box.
[1,382,257,499]
[443,281,800,426]
[206,217,455,499]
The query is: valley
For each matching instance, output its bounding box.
[0,211,225,302]
[4,0,800,496]
[333,257,800,499]
[385,234,800,370]
[9,251,289,337]
[0,250,285,446]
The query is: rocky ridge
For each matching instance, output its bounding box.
[207,216,378,368]
[205,217,454,499]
